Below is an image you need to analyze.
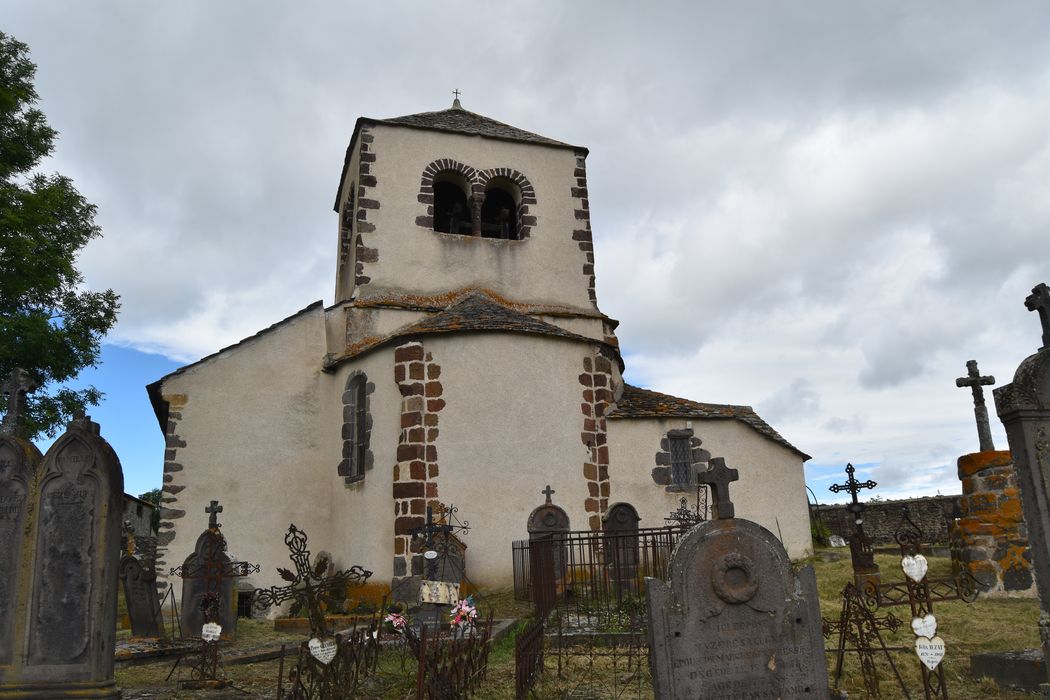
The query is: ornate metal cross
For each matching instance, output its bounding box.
[253,524,372,638]
[956,359,996,451]
[829,463,877,520]
[0,367,36,437]
[698,457,738,520]
[541,484,555,504]
[205,500,223,529]
[1025,282,1050,350]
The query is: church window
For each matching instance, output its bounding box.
[480,182,519,239]
[668,433,695,488]
[340,371,372,482]
[433,173,472,235]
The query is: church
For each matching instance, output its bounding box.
[147,99,813,601]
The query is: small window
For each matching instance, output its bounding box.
[433,177,471,235]
[480,186,518,239]
[237,591,254,618]
[669,434,694,488]
[340,372,371,481]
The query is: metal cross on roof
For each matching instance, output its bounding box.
[253,524,372,638]
[541,484,555,504]
[205,500,223,529]
[699,457,739,520]
[1025,282,1050,350]
[829,463,876,517]
[452,88,461,99]
[0,368,36,437]
[956,359,996,452]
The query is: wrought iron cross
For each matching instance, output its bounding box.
[698,457,738,520]
[956,359,996,452]
[169,528,260,625]
[205,500,223,529]
[409,505,470,580]
[541,484,555,504]
[1025,282,1050,350]
[829,463,876,520]
[253,524,372,638]
[452,88,461,100]
[0,368,36,437]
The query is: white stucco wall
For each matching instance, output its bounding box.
[156,307,333,599]
[342,124,595,312]
[605,416,813,559]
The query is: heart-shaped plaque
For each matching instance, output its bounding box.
[915,635,945,671]
[901,554,929,583]
[201,622,222,642]
[308,637,338,665]
[911,614,937,638]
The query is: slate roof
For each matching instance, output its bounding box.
[607,384,810,460]
[377,106,579,151]
[333,292,616,367]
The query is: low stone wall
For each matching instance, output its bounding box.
[951,450,1035,597]
[813,495,961,546]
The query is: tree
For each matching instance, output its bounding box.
[0,32,119,439]
[138,488,162,534]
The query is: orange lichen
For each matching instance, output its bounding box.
[957,450,1012,478]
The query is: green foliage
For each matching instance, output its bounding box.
[811,515,832,545]
[137,488,161,533]
[0,31,119,439]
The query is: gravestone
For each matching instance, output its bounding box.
[646,458,828,699]
[527,485,570,612]
[176,528,240,640]
[433,533,466,584]
[994,282,1050,690]
[119,554,163,637]
[0,411,123,698]
[603,502,640,596]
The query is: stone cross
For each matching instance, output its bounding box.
[205,500,223,529]
[0,368,36,437]
[829,463,877,520]
[956,359,996,451]
[252,524,372,638]
[698,457,738,519]
[1025,282,1050,350]
[541,484,555,504]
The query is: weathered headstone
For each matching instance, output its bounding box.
[527,485,570,612]
[1,409,123,698]
[647,458,828,699]
[0,369,43,674]
[603,501,640,596]
[172,502,258,641]
[433,533,466,584]
[994,281,1050,690]
[119,554,163,637]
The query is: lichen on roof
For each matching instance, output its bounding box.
[608,384,810,460]
[376,106,580,151]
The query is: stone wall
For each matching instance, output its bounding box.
[814,495,961,546]
[952,450,1035,596]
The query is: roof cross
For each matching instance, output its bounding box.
[205,500,223,529]
[542,484,555,504]
[0,368,36,438]
[698,457,739,520]
[956,359,996,452]
[1025,282,1050,350]
[452,89,461,99]
[829,463,876,517]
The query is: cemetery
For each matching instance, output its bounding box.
[3,31,1050,696]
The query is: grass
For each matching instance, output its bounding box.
[115,556,1042,698]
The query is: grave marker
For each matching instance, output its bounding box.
[1,411,123,698]
[647,458,828,699]
[119,554,163,637]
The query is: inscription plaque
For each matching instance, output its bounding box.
[647,518,829,699]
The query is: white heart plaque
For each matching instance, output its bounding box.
[201,622,222,642]
[308,637,338,665]
[901,554,929,583]
[915,635,945,670]
[911,614,937,638]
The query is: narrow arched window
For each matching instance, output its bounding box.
[433,173,472,235]
[339,372,372,482]
[480,183,518,239]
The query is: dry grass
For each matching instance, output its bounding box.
[115,558,1042,698]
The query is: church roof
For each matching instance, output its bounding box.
[328,292,620,368]
[608,384,810,460]
[376,106,580,151]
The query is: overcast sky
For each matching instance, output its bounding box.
[9,2,1050,501]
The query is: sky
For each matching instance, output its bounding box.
[9,2,1050,501]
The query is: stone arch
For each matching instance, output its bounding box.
[416,158,478,234]
[477,167,536,240]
